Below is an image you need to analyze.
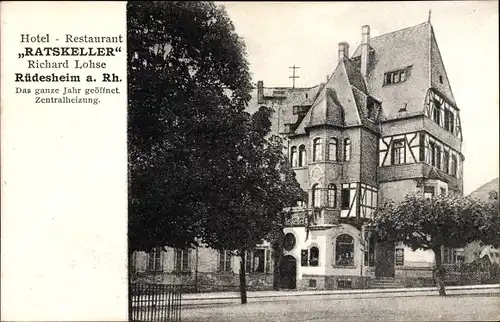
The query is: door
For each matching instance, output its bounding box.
[375,240,395,278]
[279,255,297,289]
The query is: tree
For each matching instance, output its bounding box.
[128,1,252,252]
[200,106,306,304]
[368,194,498,296]
[128,1,305,307]
[479,191,500,248]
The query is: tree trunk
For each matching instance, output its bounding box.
[272,235,284,290]
[433,247,447,296]
[239,251,248,304]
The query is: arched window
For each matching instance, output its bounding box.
[335,234,354,267]
[329,138,338,161]
[309,247,319,266]
[290,146,298,167]
[298,145,306,167]
[328,184,337,208]
[313,138,323,161]
[343,138,351,161]
[311,184,321,207]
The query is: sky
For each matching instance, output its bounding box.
[219,1,499,195]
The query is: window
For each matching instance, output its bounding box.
[443,150,450,174]
[336,234,354,266]
[343,138,351,161]
[427,91,459,136]
[301,249,309,266]
[439,75,443,84]
[440,187,447,195]
[341,188,350,210]
[218,250,232,272]
[367,98,377,120]
[444,247,460,264]
[435,146,441,170]
[174,249,190,272]
[360,184,378,218]
[246,248,272,273]
[383,67,412,86]
[424,186,435,199]
[391,139,405,165]
[329,138,338,161]
[328,184,337,208]
[301,247,319,267]
[449,112,455,134]
[312,184,321,207]
[433,99,441,125]
[444,109,454,133]
[309,247,319,266]
[290,146,298,167]
[284,233,296,251]
[313,138,323,161]
[364,234,375,267]
[297,200,306,207]
[429,142,437,167]
[298,145,307,166]
[451,155,458,177]
[148,247,162,271]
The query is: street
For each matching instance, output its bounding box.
[182,294,500,321]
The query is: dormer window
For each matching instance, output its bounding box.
[383,66,412,86]
[366,97,380,121]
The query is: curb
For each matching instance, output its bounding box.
[181,284,500,308]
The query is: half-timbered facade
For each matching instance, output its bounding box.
[256,20,464,290]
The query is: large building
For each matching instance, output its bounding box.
[132,20,465,291]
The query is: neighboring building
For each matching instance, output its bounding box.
[462,178,500,265]
[132,20,465,291]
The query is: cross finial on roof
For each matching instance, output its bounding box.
[428,9,432,23]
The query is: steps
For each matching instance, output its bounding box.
[370,277,404,289]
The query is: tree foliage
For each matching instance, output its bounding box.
[368,193,499,295]
[201,106,306,252]
[128,1,252,251]
[128,2,307,303]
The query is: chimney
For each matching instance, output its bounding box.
[257,80,264,104]
[360,25,370,78]
[338,42,349,62]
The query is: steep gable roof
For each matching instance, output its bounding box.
[293,58,363,134]
[469,178,499,202]
[429,26,457,106]
[352,22,432,121]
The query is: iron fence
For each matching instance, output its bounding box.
[130,283,183,322]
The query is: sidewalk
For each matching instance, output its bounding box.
[182,284,500,307]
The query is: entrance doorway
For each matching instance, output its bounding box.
[279,255,297,289]
[375,240,395,278]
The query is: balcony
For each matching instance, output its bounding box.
[285,207,342,228]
